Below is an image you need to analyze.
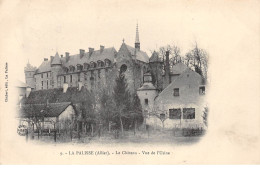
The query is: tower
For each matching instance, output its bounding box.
[51,52,62,88]
[24,61,36,89]
[137,72,158,113]
[149,51,163,91]
[135,24,140,50]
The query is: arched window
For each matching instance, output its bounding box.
[105,59,111,67]
[120,64,127,74]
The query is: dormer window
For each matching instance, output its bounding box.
[69,66,75,72]
[63,67,69,73]
[173,88,179,96]
[105,59,111,67]
[90,62,96,68]
[199,86,205,95]
[97,60,104,68]
[83,63,89,70]
[77,64,83,71]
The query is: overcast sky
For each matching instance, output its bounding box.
[1,0,259,83]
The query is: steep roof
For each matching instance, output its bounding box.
[51,52,62,65]
[61,47,117,67]
[138,82,157,91]
[24,62,37,72]
[36,61,51,73]
[18,102,72,118]
[124,43,149,63]
[170,62,188,75]
[35,47,117,73]
[149,51,162,63]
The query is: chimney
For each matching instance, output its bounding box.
[63,83,68,93]
[89,48,94,56]
[80,49,85,58]
[165,51,171,84]
[26,87,31,98]
[65,52,70,62]
[100,45,104,53]
[44,58,48,61]
[78,81,83,91]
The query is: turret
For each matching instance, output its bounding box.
[24,61,36,89]
[51,52,62,88]
[149,51,163,91]
[137,72,158,113]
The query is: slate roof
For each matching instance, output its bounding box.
[149,51,162,63]
[124,44,149,63]
[36,61,51,73]
[35,47,117,74]
[138,82,157,91]
[24,62,37,72]
[18,102,72,118]
[61,47,117,67]
[51,52,62,65]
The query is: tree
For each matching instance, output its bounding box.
[129,93,143,135]
[113,74,131,135]
[185,42,209,81]
[149,108,168,129]
[100,89,116,131]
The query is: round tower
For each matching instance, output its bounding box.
[137,72,158,113]
[51,52,62,88]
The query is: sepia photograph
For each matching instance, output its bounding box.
[0,0,259,165]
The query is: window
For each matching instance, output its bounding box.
[183,108,195,119]
[84,73,87,80]
[78,73,80,81]
[47,72,48,77]
[84,63,89,70]
[41,81,43,89]
[173,88,179,96]
[105,59,111,67]
[169,108,181,119]
[77,65,82,71]
[145,99,148,105]
[70,75,73,83]
[64,76,66,83]
[160,113,165,119]
[98,70,101,78]
[41,73,43,78]
[47,80,48,89]
[69,66,75,72]
[199,86,205,95]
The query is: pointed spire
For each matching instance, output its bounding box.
[135,23,140,50]
[135,23,140,43]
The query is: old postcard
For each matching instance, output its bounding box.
[0,0,259,164]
